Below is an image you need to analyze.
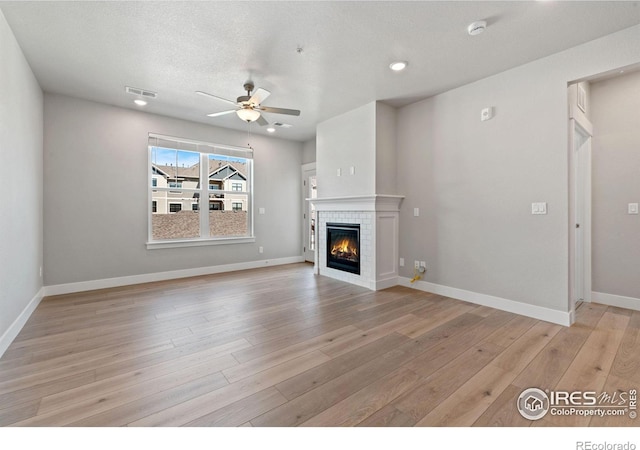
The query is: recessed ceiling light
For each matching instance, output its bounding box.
[266,127,276,133]
[467,21,487,36]
[389,61,408,72]
[134,99,147,106]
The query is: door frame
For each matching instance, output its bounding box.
[568,100,593,322]
[301,162,316,263]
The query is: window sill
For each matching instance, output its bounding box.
[146,236,256,250]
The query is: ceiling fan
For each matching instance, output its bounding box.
[196,81,300,126]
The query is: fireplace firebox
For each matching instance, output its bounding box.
[326,223,360,275]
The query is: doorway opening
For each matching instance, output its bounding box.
[301,163,317,263]
[569,82,593,322]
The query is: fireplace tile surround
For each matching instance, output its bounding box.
[311,195,404,291]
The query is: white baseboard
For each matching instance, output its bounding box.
[374,276,399,291]
[44,256,304,297]
[0,287,44,359]
[398,277,571,326]
[592,291,640,311]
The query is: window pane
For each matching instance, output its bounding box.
[209,193,247,236]
[208,154,248,193]
[151,196,200,240]
[151,147,200,189]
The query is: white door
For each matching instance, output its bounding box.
[572,118,593,310]
[301,163,317,262]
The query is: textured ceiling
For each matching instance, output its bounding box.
[1,1,639,141]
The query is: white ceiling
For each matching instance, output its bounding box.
[2,1,639,142]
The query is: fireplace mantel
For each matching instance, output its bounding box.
[310,195,404,212]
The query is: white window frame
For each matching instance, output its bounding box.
[147,134,255,249]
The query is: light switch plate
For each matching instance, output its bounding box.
[413,207,419,217]
[629,203,639,215]
[259,207,265,215]
[532,202,547,215]
[337,168,341,177]
[349,166,355,175]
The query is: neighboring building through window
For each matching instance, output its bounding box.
[149,134,253,243]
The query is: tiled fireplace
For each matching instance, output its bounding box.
[311,195,404,290]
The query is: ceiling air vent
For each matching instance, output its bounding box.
[273,122,292,128]
[125,86,158,98]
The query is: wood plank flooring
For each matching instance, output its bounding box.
[0,263,638,427]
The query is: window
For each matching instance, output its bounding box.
[149,134,253,247]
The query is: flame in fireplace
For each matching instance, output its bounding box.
[331,237,358,260]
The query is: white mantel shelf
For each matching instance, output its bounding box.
[310,194,404,212]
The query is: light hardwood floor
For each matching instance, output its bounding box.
[0,263,638,427]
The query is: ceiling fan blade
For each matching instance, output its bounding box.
[207,109,237,118]
[256,115,269,126]
[258,106,301,116]
[249,88,271,105]
[196,91,238,106]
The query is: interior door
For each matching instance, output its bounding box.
[573,119,592,308]
[301,163,317,262]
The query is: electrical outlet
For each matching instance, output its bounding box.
[420,261,426,269]
[399,258,405,267]
[259,246,264,254]
[414,260,420,269]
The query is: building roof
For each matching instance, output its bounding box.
[153,161,247,181]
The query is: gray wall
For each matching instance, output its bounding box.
[302,138,316,164]
[317,102,376,198]
[44,94,303,285]
[591,70,640,299]
[396,24,640,312]
[0,12,43,340]
[375,102,398,196]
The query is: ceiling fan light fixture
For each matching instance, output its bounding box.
[236,108,261,122]
[389,61,408,71]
